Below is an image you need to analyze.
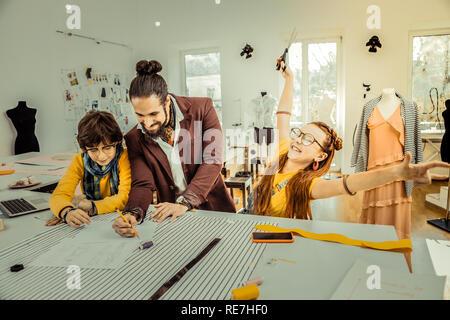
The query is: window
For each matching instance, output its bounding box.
[288,38,342,170]
[182,49,222,124]
[411,32,449,131]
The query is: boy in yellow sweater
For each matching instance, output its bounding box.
[49,111,131,228]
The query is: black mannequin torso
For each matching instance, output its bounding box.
[441,99,450,163]
[6,101,40,155]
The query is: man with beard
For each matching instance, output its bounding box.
[113,60,235,237]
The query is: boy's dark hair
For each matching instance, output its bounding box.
[129,59,168,104]
[77,111,123,150]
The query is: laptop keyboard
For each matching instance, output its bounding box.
[1,199,37,215]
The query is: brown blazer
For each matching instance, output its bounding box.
[124,94,236,215]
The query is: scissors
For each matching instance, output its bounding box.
[276,28,298,72]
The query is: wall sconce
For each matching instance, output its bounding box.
[240,44,254,59]
[363,82,371,99]
[366,36,382,53]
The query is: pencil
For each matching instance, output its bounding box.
[116,209,140,239]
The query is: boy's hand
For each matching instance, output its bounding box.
[65,208,91,228]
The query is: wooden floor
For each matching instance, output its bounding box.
[226,173,450,241]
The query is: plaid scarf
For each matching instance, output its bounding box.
[82,144,123,201]
[161,101,176,146]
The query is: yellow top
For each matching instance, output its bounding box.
[268,138,318,218]
[49,149,131,218]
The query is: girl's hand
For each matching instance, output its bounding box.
[399,152,450,185]
[276,57,293,80]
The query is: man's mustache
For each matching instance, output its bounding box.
[141,121,165,138]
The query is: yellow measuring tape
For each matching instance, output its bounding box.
[254,225,412,253]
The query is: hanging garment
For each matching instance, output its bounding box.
[244,94,278,129]
[253,127,275,145]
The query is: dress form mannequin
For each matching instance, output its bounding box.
[360,90,413,270]
[428,99,450,233]
[441,99,450,163]
[377,88,402,120]
[6,101,40,155]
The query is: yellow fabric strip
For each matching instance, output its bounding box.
[254,225,412,253]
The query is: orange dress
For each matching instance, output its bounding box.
[359,105,412,240]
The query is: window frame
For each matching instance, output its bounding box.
[180,47,222,99]
[407,28,450,107]
[285,35,344,170]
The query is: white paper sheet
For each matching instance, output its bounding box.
[30,238,137,269]
[30,220,158,269]
[330,259,446,300]
[425,239,450,300]
[425,239,450,276]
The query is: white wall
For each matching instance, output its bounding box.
[1,0,450,173]
[132,0,450,173]
[0,0,137,157]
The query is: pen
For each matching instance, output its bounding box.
[116,208,140,239]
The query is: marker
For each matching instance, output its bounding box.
[139,241,153,250]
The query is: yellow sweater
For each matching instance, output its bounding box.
[49,149,131,218]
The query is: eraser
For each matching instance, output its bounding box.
[242,277,263,287]
[139,241,153,250]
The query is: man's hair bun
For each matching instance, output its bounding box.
[136,60,163,76]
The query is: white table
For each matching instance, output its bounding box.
[0,153,439,300]
[422,133,444,162]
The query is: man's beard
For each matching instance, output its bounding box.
[141,106,169,140]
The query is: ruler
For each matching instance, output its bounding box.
[149,238,221,300]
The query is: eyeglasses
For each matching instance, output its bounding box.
[86,143,117,156]
[290,128,325,151]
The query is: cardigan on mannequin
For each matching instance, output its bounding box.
[351,92,423,197]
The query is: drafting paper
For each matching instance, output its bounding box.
[29,238,137,269]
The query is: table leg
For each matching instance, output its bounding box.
[242,187,246,208]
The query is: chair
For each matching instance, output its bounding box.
[250,157,265,179]
[221,162,228,178]
[224,176,253,209]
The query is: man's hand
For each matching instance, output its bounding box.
[151,202,188,223]
[112,213,138,238]
[65,208,91,228]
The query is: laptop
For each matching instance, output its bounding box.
[0,181,59,218]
